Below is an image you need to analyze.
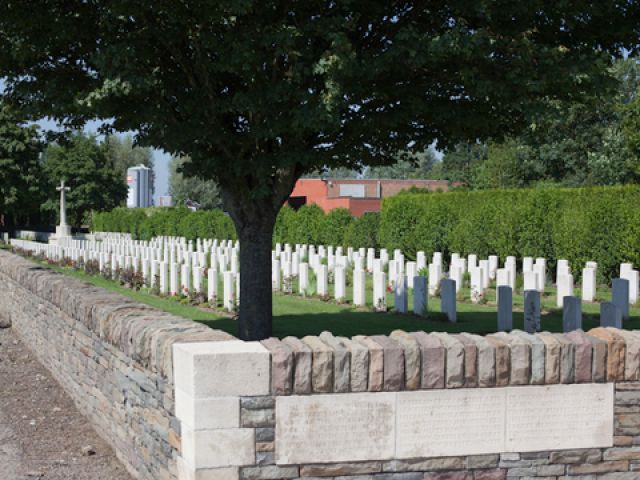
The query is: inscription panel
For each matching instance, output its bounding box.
[275,384,614,465]
[396,388,506,458]
[275,393,396,464]
[506,383,614,452]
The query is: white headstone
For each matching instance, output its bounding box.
[373,271,387,311]
[334,266,346,302]
[557,274,574,308]
[353,269,366,307]
[581,267,596,302]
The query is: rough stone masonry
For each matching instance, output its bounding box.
[3,249,640,480]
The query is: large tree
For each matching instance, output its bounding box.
[0,102,45,227]
[170,155,222,209]
[1,2,638,340]
[104,134,154,181]
[42,133,128,226]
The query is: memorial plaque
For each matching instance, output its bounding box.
[275,393,396,464]
[506,383,614,452]
[275,384,614,465]
[396,389,506,458]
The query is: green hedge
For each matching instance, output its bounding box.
[92,207,237,241]
[379,185,640,281]
[92,185,640,281]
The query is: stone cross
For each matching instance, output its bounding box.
[56,180,70,226]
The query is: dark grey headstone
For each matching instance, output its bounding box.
[612,278,630,320]
[440,279,456,323]
[413,276,427,317]
[497,286,513,331]
[562,296,582,332]
[600,301,622,328]
[524,290,541,333]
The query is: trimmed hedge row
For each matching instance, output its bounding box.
[92,185,640,281]
[379,186,640,281]
[273,205,380,249]
[92,207,237,242]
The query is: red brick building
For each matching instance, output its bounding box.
[287,178,453,216]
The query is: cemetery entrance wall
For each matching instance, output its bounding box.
[2,250,640,480]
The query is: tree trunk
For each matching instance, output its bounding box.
[221,163,302,341]
[224,191,279,340]
[236,213,277,340]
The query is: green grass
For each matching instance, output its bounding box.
[17,253,640,339]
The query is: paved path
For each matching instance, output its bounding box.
[0,328,133,480]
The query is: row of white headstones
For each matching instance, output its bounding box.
[10,233,639,318]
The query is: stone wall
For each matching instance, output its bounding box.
[3,249,640,480]
[175,329,640,480]
[0,249,234,480]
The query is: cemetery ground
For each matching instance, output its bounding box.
[17,249,640,338]
[0,327,132,480]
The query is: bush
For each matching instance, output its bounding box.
[283,204,325,245]
[92,207,236,241]
[379,185,640,280]
[320,208,353,246]
[344,212,380,250]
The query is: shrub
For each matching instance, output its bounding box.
[344,212,380,250]
[287,204,325,245]
[92,207,236,241]
[379,185,640,280]
[320,208,353,246]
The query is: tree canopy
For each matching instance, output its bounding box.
[169,155,222,209]
[1,1,638,339]
[103,134,154,181]
[42,134,128,226]
[440,57,640,189]
[0,102,45,227]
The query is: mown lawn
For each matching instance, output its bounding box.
[22,255,640,339]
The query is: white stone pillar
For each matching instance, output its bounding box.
[450,265,463,293]
[170,262,179,296]
[488,255,498,280]
[223,272,235,311]
[272,260,281,291]
[193,267,203,294]
[523,271,538,292]
[282,261,292,294]
[582,267,596,302]
[373,271,387,311]
[557,274,574,308]
[556,259,570,284]
[334,266,346,302]
[207,268,218,303]
[406,261,417,289]
[621,268,639,305]
[428,263,442,296]
[470,268,483,303]
[173,341,269,480]
[353,269,366,307]
[467,254,477,271]
[316,265,328,297]
[367,249,375,272]
[534,261,546,293]
[181,264,192,295]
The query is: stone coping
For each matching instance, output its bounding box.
[0,249,235,381]
[262,328,637,395]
